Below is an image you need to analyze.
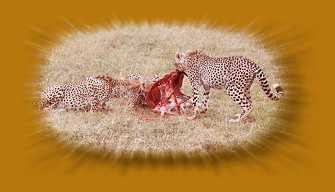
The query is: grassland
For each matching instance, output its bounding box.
[37,23,286,157]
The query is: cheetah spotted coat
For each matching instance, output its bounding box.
[174,50,283,122]
[40,75,144,111]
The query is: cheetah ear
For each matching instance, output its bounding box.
[139,82,145,91]
[185,50,193,56]
[193,49,203,55]
[196,49,203,54]
[175,52,182,60]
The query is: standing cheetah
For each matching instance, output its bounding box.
[40,75,144,111]
[174,50,284,122]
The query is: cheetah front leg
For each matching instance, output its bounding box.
[188,83,201,120]
[89,97,101,112]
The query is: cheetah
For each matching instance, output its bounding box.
[174,50,284,122]
[40,75,144,112]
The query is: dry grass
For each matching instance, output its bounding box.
[37,23,285,157]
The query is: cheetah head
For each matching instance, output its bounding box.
[127,80,145,95]
[174,52,186,72]
[175,49,203,73]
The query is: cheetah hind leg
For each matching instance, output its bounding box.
[100,102,112,112]
[229,112,253,123]
[44,102,59,110]
[243,90,255,123]
[227,90,253,123]
[229,106,253,123]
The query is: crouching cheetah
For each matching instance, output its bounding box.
[174,50,284,122]
[40,75,144,112]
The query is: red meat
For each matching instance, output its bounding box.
[143,70,190,114]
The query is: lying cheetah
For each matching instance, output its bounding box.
[174,50,284,122]
[40,75,144,111]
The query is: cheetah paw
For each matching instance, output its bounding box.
[187,115,197,120]
[242,116,255,123]
[229,114,241,123]
[229,118,241,123]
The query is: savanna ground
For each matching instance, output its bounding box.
[36,23,287,157]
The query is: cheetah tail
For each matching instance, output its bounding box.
[254,67,284,100]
